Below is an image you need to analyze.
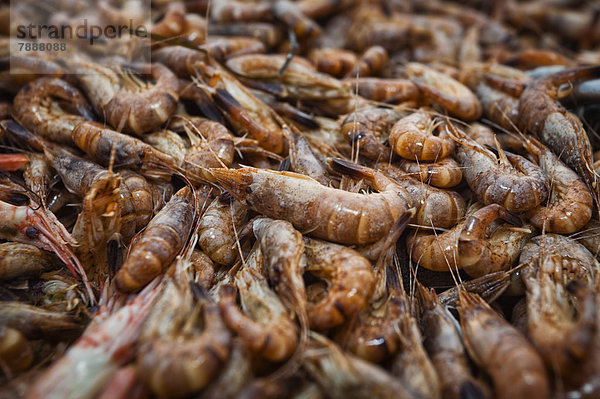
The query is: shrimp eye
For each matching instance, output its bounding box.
[136,160,144,167]
[25,226,40,239]
[245,187,253,194]
[139,152,145,159]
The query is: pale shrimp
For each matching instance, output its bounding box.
[272,0,321,41]
[143,128,188,167]
[458,291,550,399]
[137,267,231,398]
[0,302,83,341]
[352,78,421,104]
[284,123,332,186]
[449,123,549,213]
[253,217,307,321]
[22,153,53,206]
[375,162,466,229]
[198,61,286,154]
[345,45,388,78]
[340,107,403,160]
[13,77,95,144]
[196,195,247,266]
[308,48,358,78]
[218,246,298,362]
[210,160,411,245]
[114,187,195,293]
[0,242,58,281]
[208,22,283,49]
[417,284,491,399]
[0,326,33,374]
[176,116,236,170]
[405,63,482,121]
[397,157,462,188]
[25,278,163,399]
[72,121,178,181]
[200,338,254,399]
[303,237,375,330]
[518,66,600,196]
[388,109,455,162]
[524,136,593,234]
[210,0,272,22]
[226,54,351,101]
[151,45,207,78]
[302,334,418,399]
[205,37,267,62]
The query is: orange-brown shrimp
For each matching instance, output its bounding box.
[458,291,550,399]
[345,45,389,78]
[284,123,332,186]
[210,0,272,22]
[0,325,33,374]
[352,78,421,104]
[308,48,358,78]
[272,0,321,41]
[177,117,236,170]
[210,160,411,245]
[0,242,58,281]
[13,77,95,144]
[397,157,462,188]
[303,237,375,330]
[405,63,482,121]
[151,45,207,78]
[388,109,455,162]
[114,187,195,293]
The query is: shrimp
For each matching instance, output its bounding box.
[397,157,462,188]
[0,153,29,172]
[0,242,58,281]
[208,22,283,48]
[458,291,550,399]
[272,0,321,41]
[137,268,231,398]
[518,66,600,197]
[0,302,83,341]
[114,187,195,293]
[303,237,375,330]
[352,78,421,104]
[142,128,188,167]
[210,160,411,245]
[302,334,419,399]
[218,246,298,362]
[23,153,53,206]
[417,284,491,399]
[25,278,163,399]
[253,217,307,321]
[72,121,177,181]
[309,48,358,78]
[375,162,466,229]
[388,109,455,162]
[345,45,388,78]
[524,136,593,234]
[13,77,95,144]
[96,366,149,399]
[0,325,33,374]
[449,123,549,213]
[205,37,267,61]
[177,116,236,170]
[340,107,403,161]
[197,195,247,266]
[151,45,207,78]
[210,0,272,22]
[405,63,482,121]
[284,124,332,186]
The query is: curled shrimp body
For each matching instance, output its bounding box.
[397,157,462,188]
[451,124,549,213]
[340,107,402,160]
[137,270,231,399]
[308,48,358,78]
[458,291,550,399]
[417,285,491,399]
[0,242,58,281]
[218,247,298,362]
[304,237,375,330]
[114,187,195,293]
[524,137,593,234]
[346,45,389,78]
[405,63,482,121]
[284,124,332,186]
[197,197,247,266]
[72,121,177,181]
[352,78,420,104]
[23,152,53,205]
[272,0,321,41]
[211,162,411,245]
[13,77,94,144]
[151,46,207,78]
[518,66,600,194]
[388,109,455,162]
[176,117,236,170]
[376,162,465,229]
[0,302,83,341]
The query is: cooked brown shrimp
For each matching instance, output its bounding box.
[218,246,298,362]
[450,123,549,213]
[518,66,600,196]
[72,121,177,181]
[340,107,403,160]
[375,162,466,229]
[137,268,231,398]
[0,302,83,341]
[303,237,375,330]
[284,124,332,186]
[523,136,593,234]
[0,242,58,281]
[272,0,321,41]
[114,187,195,293]
[151,45,207,78]
[397,157,462,188]
[206,36,267,61]
[13,77,94,144]
[345,45,389,78]
[417,284,491,399]
[253,217,307,318]
[405,63,482,121]
[210,161,411,245]
[309,48,358,78]
[389,109,455,162]
[352,78,421,104]
[143,129,188,167]
[177,117,236,170]
[0,325,33,374]
[210,0,272,22]
[22,153,53,205]
[458,291,550,399]
[208,21,283,48]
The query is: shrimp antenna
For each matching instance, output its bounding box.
[278,27,298,77]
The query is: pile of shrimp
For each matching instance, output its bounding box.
[1,0,600,397]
